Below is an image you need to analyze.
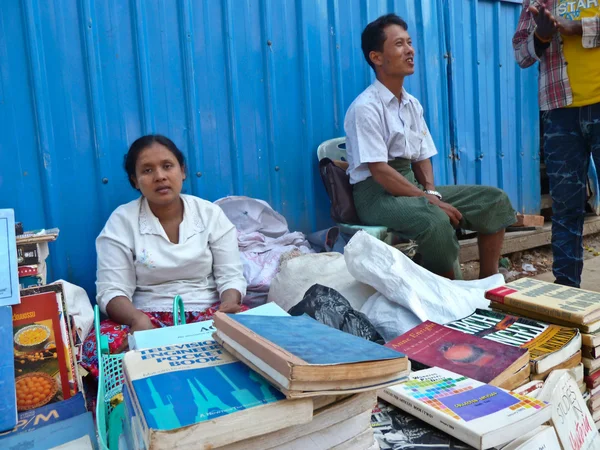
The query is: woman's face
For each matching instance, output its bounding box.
[132,143,186,207]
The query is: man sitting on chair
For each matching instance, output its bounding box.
[345,14,516,279]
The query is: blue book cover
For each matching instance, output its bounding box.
[226,314,404,365]
[0,306,17,432]
[124,340,287,433]
[1,411,97,450]
[0,393,86,439]
[130,302,289,350]
[0,209,19,307]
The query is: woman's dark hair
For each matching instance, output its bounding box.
[124,135,186,188]
[361,14,408,71]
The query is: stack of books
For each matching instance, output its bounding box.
[120,310,409,449]
[385,321,531,390]
[583,333,600,429]
[15,228,59,289]
[446,308,582,384]
[537,369,600,449]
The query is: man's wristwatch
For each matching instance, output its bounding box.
[425,190,443,200]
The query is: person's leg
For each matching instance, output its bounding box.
[478,229,505,279]
[437,185,516,279]
[543,107,588,288]
[586,102,600,216]
[354,179,459,278]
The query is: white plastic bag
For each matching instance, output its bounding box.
[345,231,504,340]
[267,252,376,312]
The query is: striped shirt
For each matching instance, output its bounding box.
[513,0,600,111]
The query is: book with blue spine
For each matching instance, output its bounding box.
[213,312,409,397]
[0,306,17,432]
[0,392,86,439]
[123,340,314,449]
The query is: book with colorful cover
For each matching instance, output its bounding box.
[386,321,529,389]
[130,302,289,350]
[0,392,86,439]
[123,340,314,449]
[379,367,552,450]
[12,292,73,411]
[0,411,97,450]
[0,306,17,432]
[446,309,581,374]
[537,370,600,450]
[21,284,81,396]
[486,278,600,326]
[0,209,19,307]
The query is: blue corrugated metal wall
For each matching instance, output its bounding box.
[0,0,538,298]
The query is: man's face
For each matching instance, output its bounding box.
[371,24,415,77]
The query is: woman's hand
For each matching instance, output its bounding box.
[130,311,155,333]
[218,289,243,313]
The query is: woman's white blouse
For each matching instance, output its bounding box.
[96,195,247,313]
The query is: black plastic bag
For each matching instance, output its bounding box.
[289,284,384,344]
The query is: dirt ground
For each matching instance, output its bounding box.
[461,232,600,281]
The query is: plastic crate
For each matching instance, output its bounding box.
[95,296,186,449]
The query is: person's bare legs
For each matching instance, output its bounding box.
[478,229,505,279]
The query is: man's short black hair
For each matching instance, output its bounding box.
[361,14,408,71]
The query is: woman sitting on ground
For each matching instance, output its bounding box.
[81,135,247,377]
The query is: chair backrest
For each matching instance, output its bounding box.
[317,137,347,162]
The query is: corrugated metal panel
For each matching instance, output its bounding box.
[445,0,540,213]
[0,0,538,298]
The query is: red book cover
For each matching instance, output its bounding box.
[11,292,72,412]
[386,321,528,385]
[585,369,600,389]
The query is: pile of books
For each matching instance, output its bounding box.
[0,209,95,448]
[16,227,59,289]
[485,278,600,426]
[121,306,409,449]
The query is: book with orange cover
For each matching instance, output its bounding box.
[12,292,72,412]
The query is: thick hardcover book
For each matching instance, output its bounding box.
[486,278,600,325]
[123,340,313,449]
[0,209,19,307]
[386,321,529,389]
[11,292,72,411]
[213,312,408,384]
[446,308,581,374]
[0,392,86,439]
[0,306,17,432]
[380,367,552,450]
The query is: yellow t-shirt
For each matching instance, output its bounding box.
[557,0,600,107]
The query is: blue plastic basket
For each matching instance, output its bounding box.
[95,296,186,449]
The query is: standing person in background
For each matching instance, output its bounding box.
[514,0,600,288]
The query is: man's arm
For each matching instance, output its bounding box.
[412,158,435,191]
[513,0,556,67]
[558,15,600,48]
[368,162,427,197]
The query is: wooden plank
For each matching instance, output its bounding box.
[459,215,600,263]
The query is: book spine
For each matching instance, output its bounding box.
[379,388,479,448]
[491,295,588,325]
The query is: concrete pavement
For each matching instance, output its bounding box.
[535,256,600,292]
